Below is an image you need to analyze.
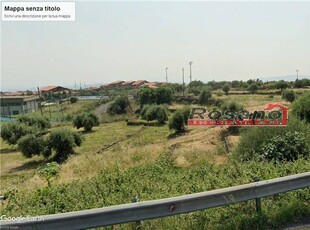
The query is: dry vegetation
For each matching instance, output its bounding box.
[0,94,291,194]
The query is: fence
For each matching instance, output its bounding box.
[1,172,309,230]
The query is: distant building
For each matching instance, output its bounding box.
[40,86,70,94]
[0,95,39,116]
[132,80,148,87]
[122,81,135,86]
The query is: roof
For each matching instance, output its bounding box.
[109,81,125,86]
[41,86,69,92]
[0,95,39,101]
[122,81,135,86]
[132,80,148,86]
[2,92,24,96]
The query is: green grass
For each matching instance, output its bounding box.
[1,156,309,229]
[1,94,309,229]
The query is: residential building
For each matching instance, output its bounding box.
[0,95,39,116]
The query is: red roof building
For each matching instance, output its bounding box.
[132,80,149,86]
[40,86,69,93]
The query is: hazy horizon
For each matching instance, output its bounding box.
[1,1,310,92]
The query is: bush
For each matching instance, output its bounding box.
[138,87,173,106]
[259,131,309,161]
[73,113,99,132]
[69,97,78,103]
[221,101,244,134]
[18,134,47,158]
[48,129,83,162]
[188,87,201,96]
[16,115,51,130]
[141,105,168,124]
[222,84,230,95]
[276,80,289,91]
[138,87,157,105]
[38,162,60,186]
[216,90,223,96]
[198,89,212,105]
[233,116,310,161]
[1,122,35,145]
[292,93,310,123]
[282,90,296,102]
[169,110,186,133]
[221,101,243,112]
[140,104,151,120]
[188,80,204,88]
[156,87,173,104]
[180,106,191,124]
[107,95,130,114]
[248,83,258,94]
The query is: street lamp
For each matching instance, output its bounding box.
[296,69,299,80]
[165,67,168,83]
[189,61,193,83]
[182,67,185,96]
[182,67,185,86]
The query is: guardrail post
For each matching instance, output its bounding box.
[254,177,262,212]
[132,196,142,229]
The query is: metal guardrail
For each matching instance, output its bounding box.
[1,172,309,230]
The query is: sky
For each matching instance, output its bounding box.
[1,1,310,91]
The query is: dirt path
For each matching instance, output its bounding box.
[94,102,112,117]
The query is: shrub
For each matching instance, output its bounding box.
[138,87,157,105]
[169,110,186,133]
[17,134,47,158]
[216,90,223,96]
[140,104,151,120]
[188,87,201,96]
[156,87,173,104]
[282,90,296,103]
[221,101,244,134]
[188,80,204,88]
[138,87,173,106]
[1,122,35,145]
[82,113,99,132]
[107,95,130,114]
[198,89,212,105]
[48,129,83,162]
[38,162,60,186]
[221,101,243,112]
[16,115,51,130]
[248,83,258,94]
[276,80,289,91]
[259,131,309,161]
[69,97,78,103]
[233,116,310,161]
[292,93,310,123]
[141,105,169,124]
[180,106,191,124]
[222,84,230,95]
[73,113,99,132]
[72,113,85,129]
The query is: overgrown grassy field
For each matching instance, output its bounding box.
[1,94,309,229]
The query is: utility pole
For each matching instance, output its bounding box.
[165,67,168,83]
[37,87,43,116]
[182,67,185,96]
[296,69,299,80]
[182,67,185,86]
[189,61,193,83]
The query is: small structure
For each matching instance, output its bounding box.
[0,95,39,116]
